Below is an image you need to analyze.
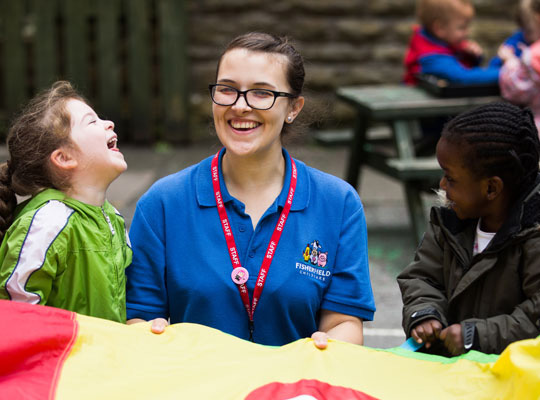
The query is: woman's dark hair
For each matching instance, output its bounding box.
[0,81,84,240]
[441,101,540,197]
[215,32,306,137]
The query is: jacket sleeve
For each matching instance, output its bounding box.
[0,215,63,305]
[464,235,540,354]
[397,219,449,336]
[499,53,540,106]
[420,54,500,84]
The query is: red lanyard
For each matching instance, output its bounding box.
[211,150,297,340]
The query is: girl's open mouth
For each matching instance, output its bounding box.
[107,137,119,152]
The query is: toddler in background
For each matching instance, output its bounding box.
[0,81,132,322]
[498,0,540,135]
[404,0,499,85]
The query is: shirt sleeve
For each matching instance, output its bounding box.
[126,194,169,321]
[420,54,500,84]
[0,212,66,305]
[321,191,375,321]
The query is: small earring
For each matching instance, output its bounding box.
[287,116,293,122]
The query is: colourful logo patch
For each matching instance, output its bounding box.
[297,240,331,281]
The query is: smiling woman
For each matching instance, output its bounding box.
[126,33,376,348]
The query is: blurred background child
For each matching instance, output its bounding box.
[489,0,540,67]
[404,0,500,85]
[499,41,540,135]
[398,102,540,356]
[0,81,132,322]
[498,0,540,135]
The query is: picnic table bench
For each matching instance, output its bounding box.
[337,84,499,243]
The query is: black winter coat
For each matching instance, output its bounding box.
[398,176,540,355]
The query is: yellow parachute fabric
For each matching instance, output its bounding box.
[55,313,540,400]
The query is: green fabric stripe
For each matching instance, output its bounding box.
[377,346,499,364]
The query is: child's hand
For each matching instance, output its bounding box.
[439,324,464,356]
[462,40,483,58]
[410,319,442,349]
[150,317,169,334]
[497,44,517,63]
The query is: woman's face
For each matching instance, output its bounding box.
[213,48,304,158]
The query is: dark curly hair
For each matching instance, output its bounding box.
[441,101,540,198]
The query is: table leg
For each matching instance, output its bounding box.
[393,120,421,159]
[403,183,427,244]
[346,114,370,189]
[393,119,427,244]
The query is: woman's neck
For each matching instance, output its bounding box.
[222,149,286,193]
[221,148,286,228]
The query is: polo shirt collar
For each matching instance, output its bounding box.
[196,148,309,211]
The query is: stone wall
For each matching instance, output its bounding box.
[186,0,519,137]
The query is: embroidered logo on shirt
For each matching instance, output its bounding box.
[296,240,331,281]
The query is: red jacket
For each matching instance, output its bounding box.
[403,25,480,85]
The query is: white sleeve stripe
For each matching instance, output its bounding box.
[112,205,131,248]
[6,200,74,304]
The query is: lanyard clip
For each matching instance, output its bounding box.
[248,320,255,342]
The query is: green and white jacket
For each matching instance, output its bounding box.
[0,189,132,322]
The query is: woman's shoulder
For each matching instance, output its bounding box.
[298,160,361,198]
[138,156,212,204]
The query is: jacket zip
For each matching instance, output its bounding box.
[101,206,116,236]
[102,205,123,313]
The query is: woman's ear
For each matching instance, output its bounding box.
[50,148,78,171]
[286,96,305,123]
[485,176,504,201]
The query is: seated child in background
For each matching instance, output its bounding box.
[0,81,132,322]
[398,102,540,356]
[498,1,540,135]
[404,0,500,85]
[489,0,540,67]
[499,41,540,135]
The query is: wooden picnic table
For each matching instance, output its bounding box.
[337,84,499,243]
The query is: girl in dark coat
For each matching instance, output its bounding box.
[398,101,540,356]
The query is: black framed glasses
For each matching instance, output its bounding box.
[209,84,296,110]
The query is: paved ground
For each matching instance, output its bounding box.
[2,137,438,348]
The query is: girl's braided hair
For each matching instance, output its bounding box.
[441,101,540,198]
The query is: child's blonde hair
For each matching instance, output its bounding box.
[0,81,84,239]
[416,0,474,29]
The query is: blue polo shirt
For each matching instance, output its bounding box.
[126,148,375,346]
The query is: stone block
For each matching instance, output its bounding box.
[288,0,363,14]
[366,0,415,15]
[373,44,407,63]
[301,42,371,62]
[335,19,385,41]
